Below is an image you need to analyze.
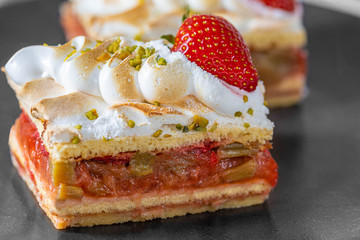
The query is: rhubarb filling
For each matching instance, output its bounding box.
[14,112,278,201]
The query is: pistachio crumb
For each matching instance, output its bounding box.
[163,134,172,138]
[195,126,207,132]
[209,123,218,132]
[64,49,77,61]
[234,111,242,117]
[107,38,121,53]
[75,125,82,130]
[71,136,80,144]
[85,109,98,120]
[125,45,138,53]
[136,46,145,58]
[193,115,209,128]
[153,101,161,107]
[247,108,254,116]
[243,95,248,103]
[152,129,163,138]
[96,52,111,62]
[176,124,183,131]
[81,48,91,54]
[182,126,189,132]
[102,136,111,141]
[264,100,268,107]
[127,120,135,128]
[144,47,155,58]
[244,123,250,128]
[189,122,197,131]
[95,40,103,47]
[129,58,142,68]
[43,43,48,46]
[134,33,142,41]
[135,65,141,71]
[117,50,131,60]
[157,57,167,65]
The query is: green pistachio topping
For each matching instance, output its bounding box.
[160,34,175,44]
[189,122,197,131]
[244,123,250,128]
[176,124,183,130]
[193,115,209,128]
[209,123,218,132]
[102,136,111,141]
[247,108,254,116]
[75,125,82,130]
[95,40,103,47]
[154,101,161,107]
[243,95,248,103]
[163,134,172,138]
[43,43,48,46]
[85,109,99,120]
[136,46,145,58]
[144,47,155,58]
[127,120,135,128]
[129,58,142,67]
[124,45,138,53]
[64,49,77,61]
[96,52,111,62]
[81,48,91,54]
[264,100,268,107]
[71,136,80,144]
[108,38,121,54]
[182,126,189,132]
[135,65,141,71]
[234,111,242,117]
[117,49,131,60]
[134,33,142,41]
[157,56,167,65]
[195,126,207,132]
[152,129,163,138]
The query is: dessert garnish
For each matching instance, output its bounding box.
[172,15,259,92]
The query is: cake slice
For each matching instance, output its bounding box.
[60,0,307,107]
[4,15,277,229]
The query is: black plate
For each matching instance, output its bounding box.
[1,1,360,239]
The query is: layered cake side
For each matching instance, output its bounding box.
[4,15,278,229]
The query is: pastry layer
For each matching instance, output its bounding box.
[10,114,276,229]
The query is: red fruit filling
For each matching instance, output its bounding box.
[14,112,278,200]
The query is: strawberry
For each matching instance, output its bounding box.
[172,15,258,92]
[259,0,295,12]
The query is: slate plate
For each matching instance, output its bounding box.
[0,1,360,239]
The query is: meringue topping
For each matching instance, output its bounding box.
[5,36,273,143]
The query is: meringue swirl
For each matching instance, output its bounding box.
[5,36,268,117]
